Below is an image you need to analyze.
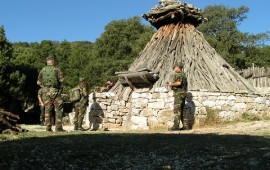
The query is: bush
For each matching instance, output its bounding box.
[241,112,262,121]
[199,108,222,127]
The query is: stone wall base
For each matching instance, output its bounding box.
[71,88,270,130]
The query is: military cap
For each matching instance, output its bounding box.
[46,55,55,61]
[173,63,184,68]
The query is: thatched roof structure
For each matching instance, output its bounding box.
[112,0,256,100]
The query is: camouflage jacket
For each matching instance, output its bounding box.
[74,84,88,107]
[37,65,64,88]
[172,72,187,91]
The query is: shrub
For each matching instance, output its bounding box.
[199,107,222,127]
[241,112,262,121]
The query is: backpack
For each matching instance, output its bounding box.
[69,87,81,103]
[41,66,59,88]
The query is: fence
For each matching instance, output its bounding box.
[240,66,270,88]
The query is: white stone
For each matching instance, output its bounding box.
[153,110,159,117]
[165,97,174,103]
[232,103,247,111]
[140,109,154,117]
[112,111,119,116]
[168,91,174,97]
[95,93,107,99]
[158,110,174,123]
[148,116,159,127]
[111,104,119,111]
[132,92,149,99]
[219,111,236,120]
[133,98,149,108]
[165,103,173,110]
[131,92,140,99]
[120,101,126,107]
[216,100,229,106]
[132,108,141,116]
[202,100,216,108]
[266,100,270,106]
[254,97,266,104]
[208,92,221,96]
[228,95,236,101]
[126,102,131,108]
[130,116,148,130]
[108,118,116,123]
[119,108,129,113]
[105,112,114,118]
[105,92,115,98]
[193,100,202,107]
[154,87,169,93]
[217,96,228,100]
[148,101,165,109]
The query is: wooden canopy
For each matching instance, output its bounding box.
[116,69,159,89]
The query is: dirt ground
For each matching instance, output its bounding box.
[0,121,270,170]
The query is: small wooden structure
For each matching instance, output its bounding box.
[240,66,270,88]
[116,69,159,89]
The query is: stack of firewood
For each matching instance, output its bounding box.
[0,108,28,134]
[142,0,207,29]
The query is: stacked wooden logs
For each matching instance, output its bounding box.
[142,0,207,29]
[0,108,28,134]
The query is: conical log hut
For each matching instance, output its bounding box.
[111,0,256,100]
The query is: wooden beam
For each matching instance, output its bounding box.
[124,76,135,90]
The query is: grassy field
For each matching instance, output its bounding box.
[1,122,270,170]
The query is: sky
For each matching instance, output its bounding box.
[1,0,270,43]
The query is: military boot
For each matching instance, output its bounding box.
[40,121,45,126]
[77,126,86,131]
[77,118,86,131]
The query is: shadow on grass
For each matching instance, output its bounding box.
[0,133,269,169]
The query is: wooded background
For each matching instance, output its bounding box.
[0,5,270,115]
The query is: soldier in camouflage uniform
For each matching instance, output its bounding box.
[167,63,188,130]
[37,56,65,132]
[37,88,45,126]
[73,78,88,131]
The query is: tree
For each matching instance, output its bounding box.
[241,32,270,67]
[197,5,248,68]
[65,41,94,89]
[89,16,155,86]
[0,26,26,112]
[197,5,270,69]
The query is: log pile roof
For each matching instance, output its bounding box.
[143,0,207,29]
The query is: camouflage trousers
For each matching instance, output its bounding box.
[73,104,86,127]
[173,90,187,128]
[39,105,45,123]
[43,87,64,131]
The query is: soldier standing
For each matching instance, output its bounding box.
[37,55,65,132]
[73,78,88,131]
[167,63,188,130]
[37,88,45,126]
